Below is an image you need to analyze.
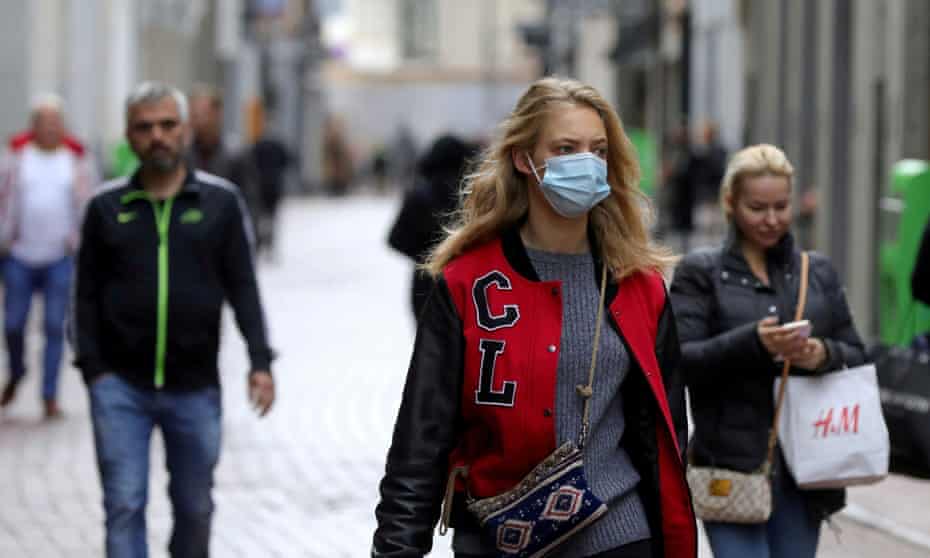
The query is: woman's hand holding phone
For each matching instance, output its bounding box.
[757,318,827,370]
[757,317,807,358]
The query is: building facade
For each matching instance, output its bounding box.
[319,0,542,160]
[740,0,930,337]
[0,0,227,158]
[612,0,930,338]
[0,0,328,187]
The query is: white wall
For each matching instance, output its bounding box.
[344,0,400,71]
[325,81,529,154]
[689,0,744,150]
[28,0,65,104]
[102,0,138,147]
[0,1,30,139]
[576,16,617,107]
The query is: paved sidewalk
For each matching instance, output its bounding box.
[0,195,927,557]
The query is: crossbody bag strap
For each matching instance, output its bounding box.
[440,260,609,534]
[765,251,809,472]
[577,262,609,448]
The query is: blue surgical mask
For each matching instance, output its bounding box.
[527,152,610,218]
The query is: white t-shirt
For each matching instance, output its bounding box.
[11,145,77,265]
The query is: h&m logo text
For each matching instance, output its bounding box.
[812,404,860,438]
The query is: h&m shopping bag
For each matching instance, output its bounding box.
[775,363,890,489]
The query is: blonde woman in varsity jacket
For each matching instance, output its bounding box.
[373,77,697,558]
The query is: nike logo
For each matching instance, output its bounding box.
[117,211,136,224]
[180,208,203,224]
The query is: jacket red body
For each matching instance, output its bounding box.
[445,238,696,556]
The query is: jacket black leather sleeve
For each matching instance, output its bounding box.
[670,253,770,388]
[655,292,688,460]
[811,254,867,372]
[372,276,464,557]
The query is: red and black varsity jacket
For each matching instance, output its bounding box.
[374,227,697,558]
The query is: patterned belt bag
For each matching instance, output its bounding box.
[439,266,611,557]
[465,441,608,557]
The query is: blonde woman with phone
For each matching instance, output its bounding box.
[669,144,867,558]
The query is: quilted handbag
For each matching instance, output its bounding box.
[687,252,810,525]
[686,464,773,524]
[439,265,610,557]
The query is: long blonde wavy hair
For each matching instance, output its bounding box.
[424,77,674,279]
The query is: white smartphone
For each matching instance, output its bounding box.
[780,319,811,338]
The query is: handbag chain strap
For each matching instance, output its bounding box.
[577,261,609,449]
[765,251,809,473]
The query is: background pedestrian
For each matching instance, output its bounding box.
[387,134,475,321]
[670,144,867,558]
[188,84,262,225]
[73,82,275,558]
[251,118,292,262]
[0,93,96,418]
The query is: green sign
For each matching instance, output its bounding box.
[110,139,139,178]
[878,159,930,345]
[627,127,657,197]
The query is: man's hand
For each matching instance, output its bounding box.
[248,371,275,417]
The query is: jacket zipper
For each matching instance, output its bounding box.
[149,197,174,389]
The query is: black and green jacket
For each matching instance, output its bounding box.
[73,168,274,391]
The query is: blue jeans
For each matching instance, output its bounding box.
[703,469,821,558]
[3,255,72,400]
[90,374,222,558]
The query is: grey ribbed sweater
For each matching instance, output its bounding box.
[528,247,650,557]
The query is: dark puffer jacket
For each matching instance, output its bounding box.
[669,229,867,520]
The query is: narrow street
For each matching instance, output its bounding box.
[0,195,927,557]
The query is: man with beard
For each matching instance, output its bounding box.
[72,82,275,558]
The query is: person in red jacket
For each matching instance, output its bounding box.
[373,77,696,558]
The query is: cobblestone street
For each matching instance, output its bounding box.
[0,195,928,557]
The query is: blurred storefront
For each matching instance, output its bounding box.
[0,0,323,192]
[318,0,542,184]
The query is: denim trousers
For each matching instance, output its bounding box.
[3,255,72,400]
[703,468,821,558]
[90,374,222,558]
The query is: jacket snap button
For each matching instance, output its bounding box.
[543,408,553,417]
[547,345,557,353]
[741,277,748,285]
[721,271,729,280]
[768,305,777,313]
